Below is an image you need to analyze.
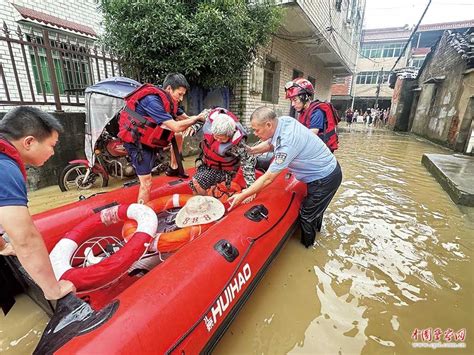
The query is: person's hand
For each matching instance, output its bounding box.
[196,109,208,122]
[0,242,16,256]
[243,144,254,154]
[242,192,256,204]
[227,193,245,211]
[228,191,255,210]
[183,126,196,138]
[240,188,256,204]
[44,280,76,300]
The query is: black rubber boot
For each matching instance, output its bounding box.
[300,232,316,248]
[165,167,189,179]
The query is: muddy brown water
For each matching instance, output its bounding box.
[1,128,473,354]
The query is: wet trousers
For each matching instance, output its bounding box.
[300,162,342,247]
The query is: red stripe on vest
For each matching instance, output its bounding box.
[298,101,339,152]
[118,84,178,148]
[201,108,245,172]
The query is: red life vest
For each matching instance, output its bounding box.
[201,108,246,172]
[118,84,178,148]
[298,101,339,152]
[0,137,27,181]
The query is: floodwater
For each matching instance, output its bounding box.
[1,127,473,354]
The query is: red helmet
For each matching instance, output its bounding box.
[284,78,314,99]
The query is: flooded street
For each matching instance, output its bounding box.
[214,128,473,354]
[1,128,473,354]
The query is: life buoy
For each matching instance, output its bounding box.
[207,181,242,202]
[122,194,213,253]
[49,203,158,291]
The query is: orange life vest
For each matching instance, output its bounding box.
[201,108,246,172]
[299,101,339,152]
[118,84,178,148]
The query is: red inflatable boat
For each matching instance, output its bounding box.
[33,168,305,354]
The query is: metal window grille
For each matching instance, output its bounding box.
[0,23,123,111]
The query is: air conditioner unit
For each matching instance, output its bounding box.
[250,65,264,94]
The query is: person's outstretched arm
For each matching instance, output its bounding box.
[227,169,281,210]
[0,206,76,300]
[247,140,273,155]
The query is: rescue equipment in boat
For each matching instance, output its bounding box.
[175,195,225,228]
[49,203,157,291]
[31,166,306,354]
[207,181,242,202]
[122,194,214,253]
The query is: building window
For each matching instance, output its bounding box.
[360,42,405,59]
[262,58,278,103]
[292,69,303,79]
[28,34,92,95]
[356,71,390,85]
[332,76,345,84]
[308,76,316,87]
[411,57,425,69]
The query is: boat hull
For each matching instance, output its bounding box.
[34,170,306,353]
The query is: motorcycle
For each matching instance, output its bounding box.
[58,130,169,191]
[58,77,169,192]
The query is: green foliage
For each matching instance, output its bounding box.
[99,0,282,88]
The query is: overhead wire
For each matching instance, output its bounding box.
[389,0,433,72]
[325,0,382,67]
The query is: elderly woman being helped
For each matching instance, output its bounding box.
[189,109,256,195]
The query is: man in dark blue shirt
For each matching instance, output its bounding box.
[0,107,76,300]
[123,73,205,203]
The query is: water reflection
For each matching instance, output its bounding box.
[1,129,473,354]
[0,295,49,354]
[215,129,473,354]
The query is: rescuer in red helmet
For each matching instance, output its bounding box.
[284,78,339,152]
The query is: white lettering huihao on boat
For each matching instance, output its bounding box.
[203,263,252,332]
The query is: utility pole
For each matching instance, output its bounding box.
[374,67,383,109]
[350,47,360,110]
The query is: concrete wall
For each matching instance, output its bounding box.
[454,71,474,153]
[466,103,474,154]
[458,96,473,154]
[387,78,416,131]
[411,32,470,150]
[230,36,333,125]
[0,111,85,190]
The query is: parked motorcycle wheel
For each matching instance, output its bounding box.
[59,163,108,192]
